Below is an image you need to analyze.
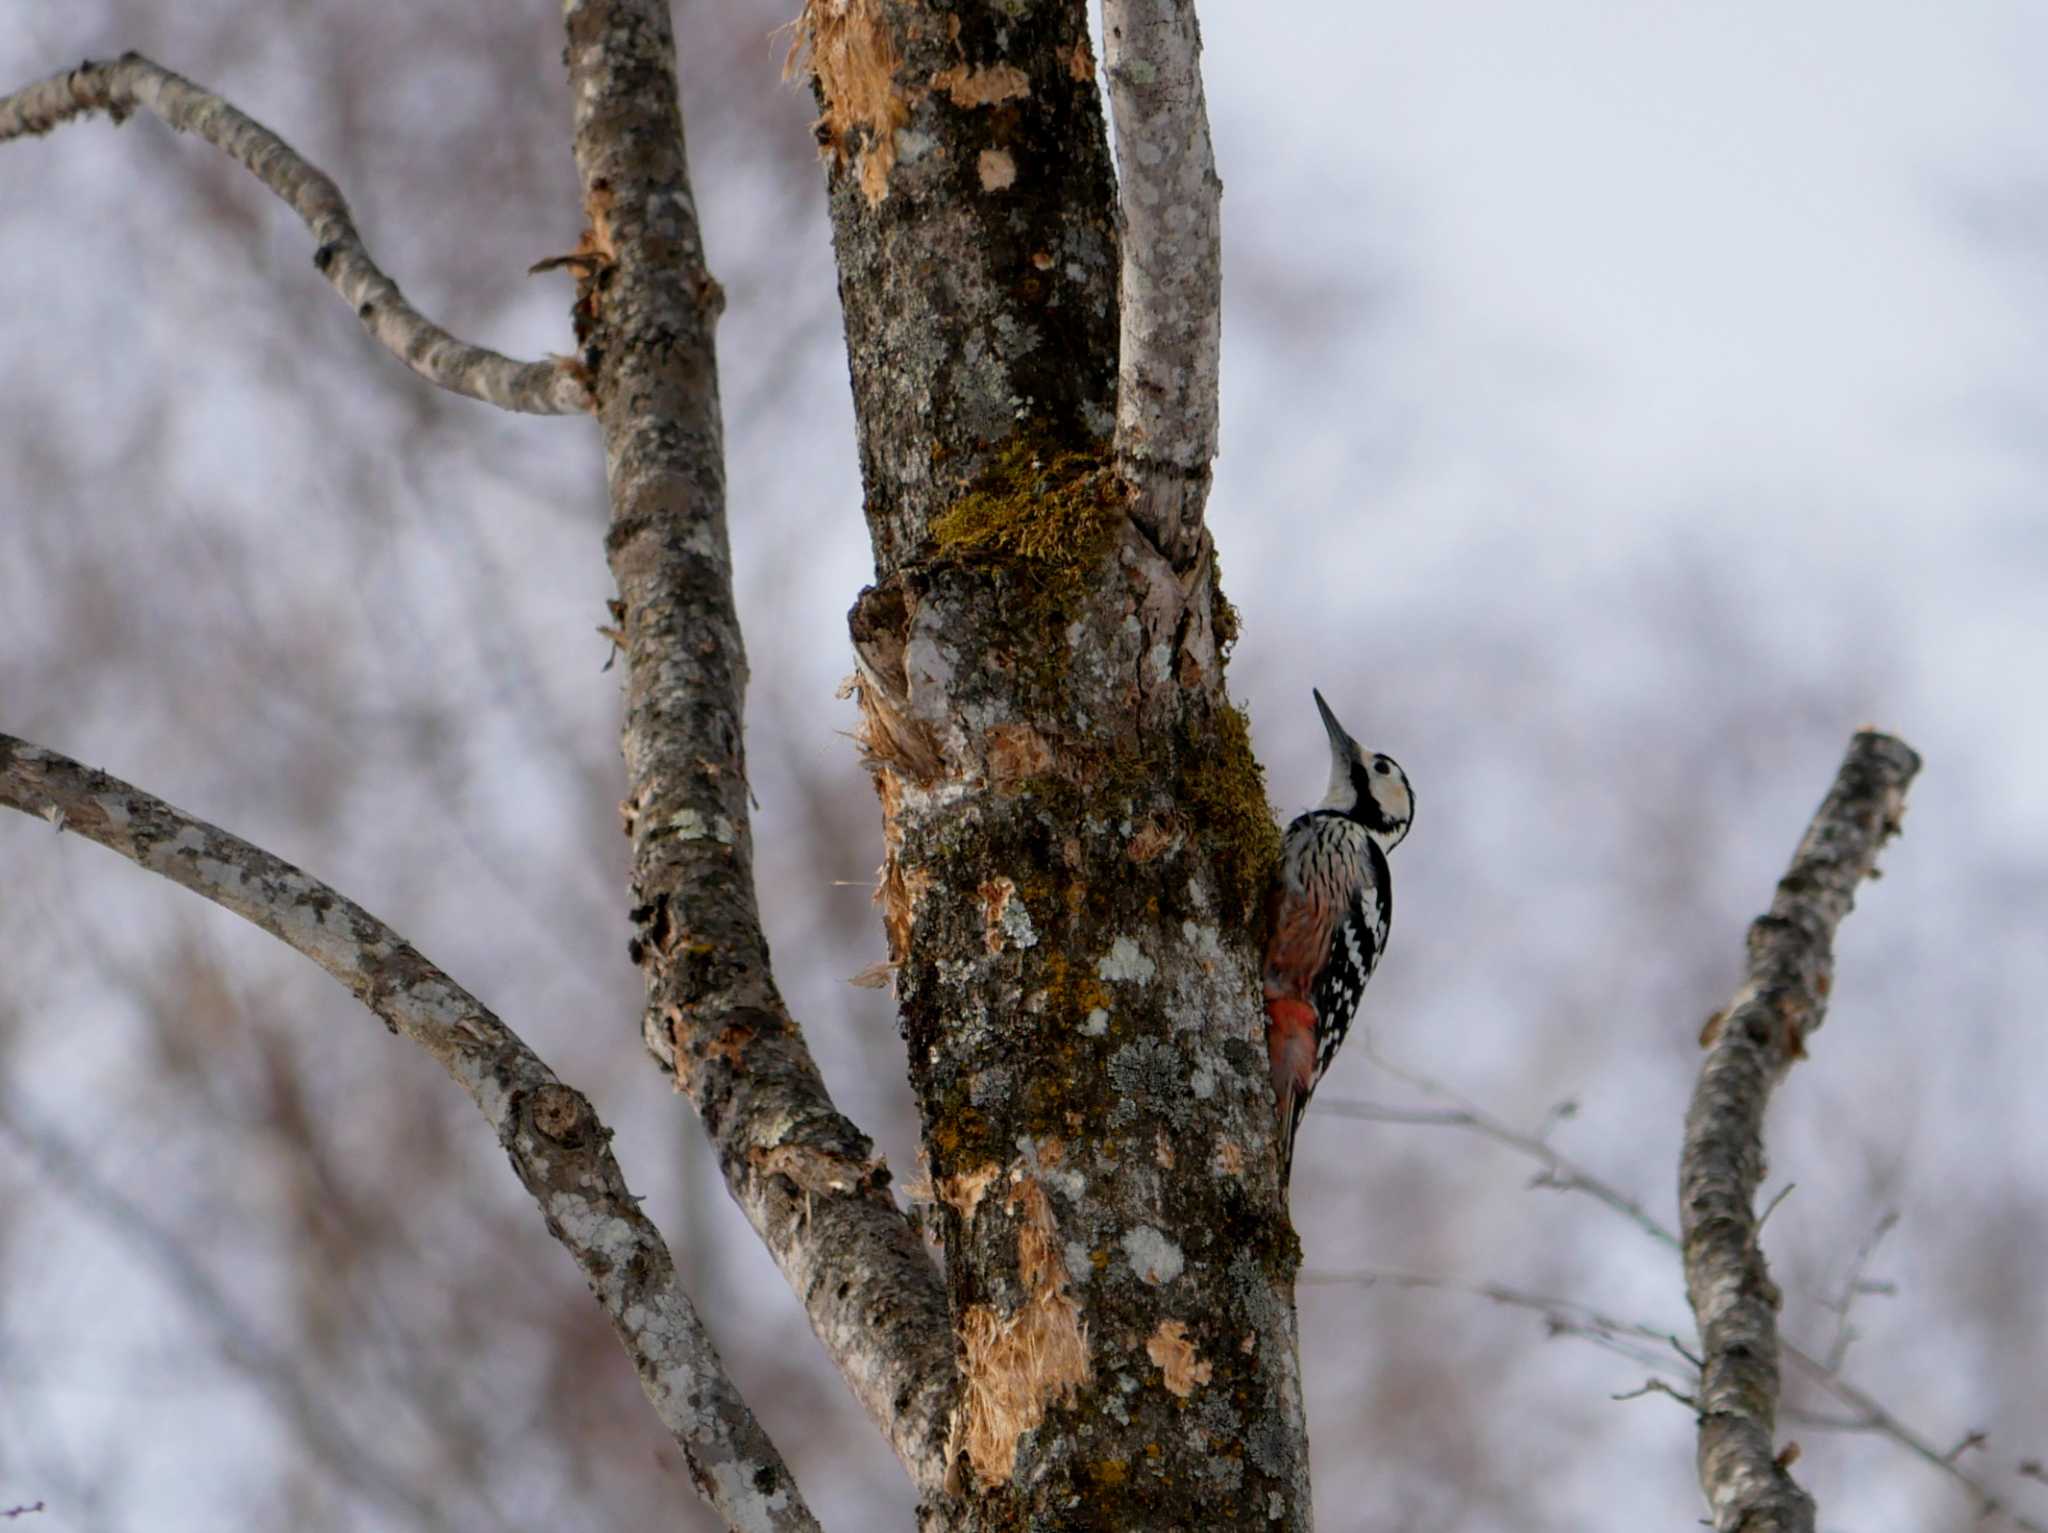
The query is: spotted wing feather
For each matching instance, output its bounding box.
[1263,812,1392,1183]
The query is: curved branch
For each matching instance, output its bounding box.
[1101,0,1222,566]
[0,734,820,1533]
[0,53,591,416]
[560,0,956,1496]
[1680,729,1921,1533]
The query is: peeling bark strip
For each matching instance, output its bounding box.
[1101,0,1224,568]
[0,54,590,415]
[952,1172,1091,1486]
[1679,730,1922,1533]
[558,0,957,1499]
[790,0,1123,579]
[0,736,818,1533]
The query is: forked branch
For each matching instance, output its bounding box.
[0,53,590,415]
[1680,729,1921,1533]
[0,734,820,1533]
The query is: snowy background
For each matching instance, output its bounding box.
[3,2,2046,1528]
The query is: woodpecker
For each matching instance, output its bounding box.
[1264,689,1412,1186]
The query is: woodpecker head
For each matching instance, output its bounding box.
[1313,688,1412,850]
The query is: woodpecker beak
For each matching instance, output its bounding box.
[1313,688,1357,758]
[1313,688,1363,806]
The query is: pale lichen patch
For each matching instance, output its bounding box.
[1097,936,1155,985]
[661,808,734,844]
[977,876,1037,952]
[547,1191,634,1256]
[1180,919,1225,967]
[1122,1224,1184,1286]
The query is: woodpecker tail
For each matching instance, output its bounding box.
[1265,996,1318,1189]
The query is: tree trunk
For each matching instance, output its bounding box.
[798,2,1317,1525]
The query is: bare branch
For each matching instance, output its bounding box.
[1330,1048,1679,1251]
[1679,729,1920,1532]
[1332,1041,2048,1530]
[0,735,821,1533]
[559,0,955,1496]
[1302,1266,1699,1381]
[0,53,590,416]
[1100,0,1222,566]
[1777,1353,2047,1533]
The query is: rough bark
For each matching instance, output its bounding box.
[1101,0,1223,567]
[559,0,958,1501]
[800,2,1312,1525]
[0,53,591,415]
[0,735,819,1533]
[1679,730,1922,1533]
[788,0,1123,579]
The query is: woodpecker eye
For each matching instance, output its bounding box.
[1373,759,1392,775]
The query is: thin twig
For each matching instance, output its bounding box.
[1777,1352,2046,1532]
[1331,1049,1679,1252]
[1614,1378,1700,1410]
[1680,730,1920,1533]
[1331,1036,2048,1527]
[1756,1181,1798,1232]
[0,53,589,415]
[1821,1208,1900,1371]
[0,734,821,1533]
[1302,1267,1699,1382]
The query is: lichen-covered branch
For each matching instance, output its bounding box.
[559,0,957,1499]
[1100,0,1222,567]
[1680,729,1921,1533]
[0,53,590,415]
[0,734,819,1533]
